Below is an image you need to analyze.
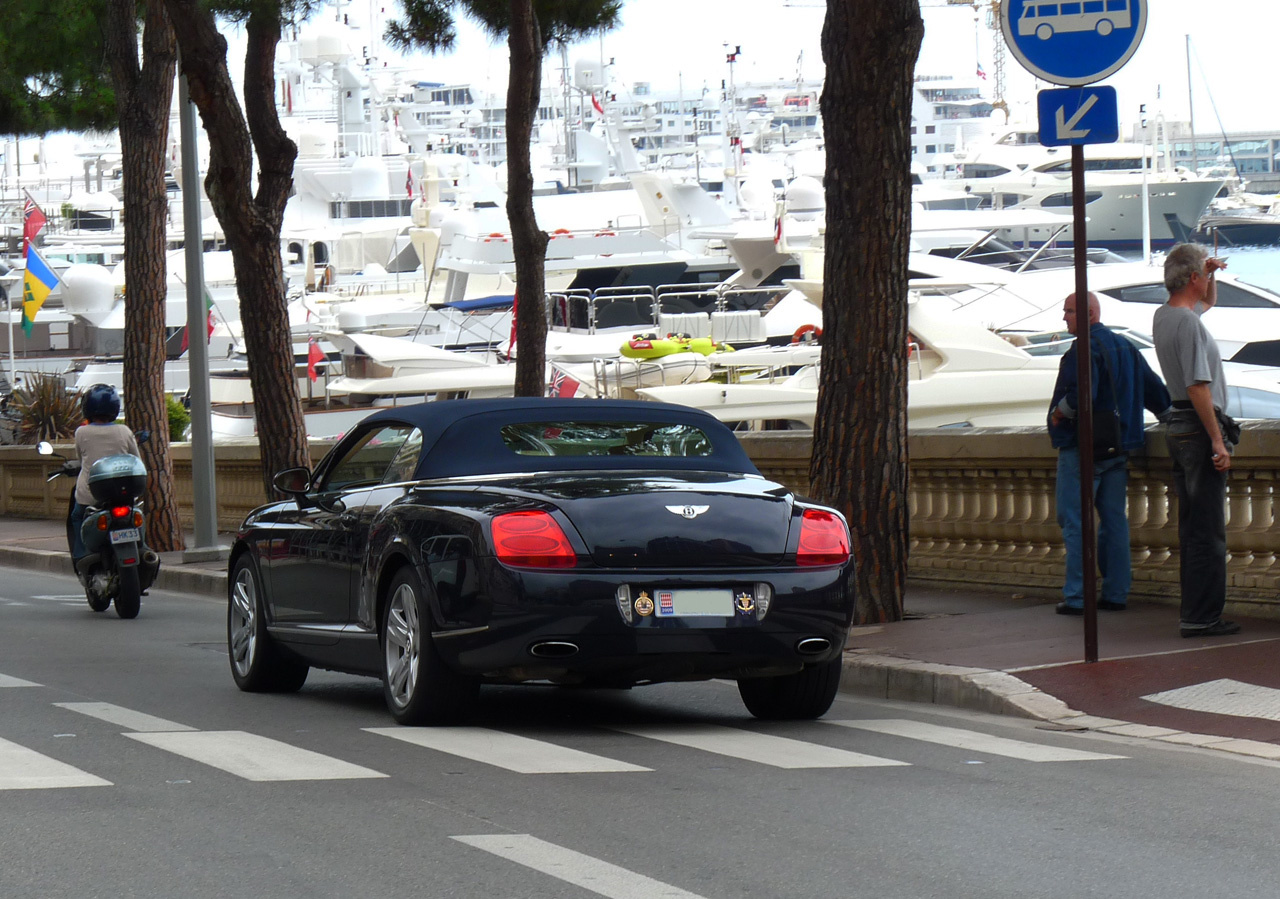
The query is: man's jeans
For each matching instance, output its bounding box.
[1165,416,1228,628]
[1056,447,1131,609]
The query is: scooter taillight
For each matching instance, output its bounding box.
[111,506,131,519]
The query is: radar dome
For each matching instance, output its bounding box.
[60,264,116,315]
[574,59,604,92]
[784,176,824,221]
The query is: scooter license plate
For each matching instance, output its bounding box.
[109,527,140,545]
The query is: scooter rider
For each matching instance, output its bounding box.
[71,384,141,571]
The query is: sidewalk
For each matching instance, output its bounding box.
[4,516,1279,760]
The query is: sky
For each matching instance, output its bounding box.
[377,0,1280,134]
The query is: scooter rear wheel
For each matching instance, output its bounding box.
[114,567,141,619]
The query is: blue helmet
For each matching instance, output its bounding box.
[83,383,120,422]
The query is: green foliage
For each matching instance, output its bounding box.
[166,395,191,443]
[11,373,83,444]
[0,0,117,135]
[387,0,622,53]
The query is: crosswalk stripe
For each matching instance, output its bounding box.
[54,702,196,733]
[612,724,909,769]
[125,731,388,782]
[365,727,651,774]
[0,674,40,688]
[453,834,709,899]
[830,719,1128,762]
[0,737,112,790]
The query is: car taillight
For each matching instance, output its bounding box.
[492,511,577,568]
[796,509,850,567]
[111,506,132,519]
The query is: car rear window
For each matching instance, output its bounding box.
[499,421,714,457]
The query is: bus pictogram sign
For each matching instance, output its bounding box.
[1001,0,1147,86]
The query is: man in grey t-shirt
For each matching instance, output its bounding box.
[1151,243,1240,638]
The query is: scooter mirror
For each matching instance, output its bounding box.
[36,441,53,456]
[136,429,151,445]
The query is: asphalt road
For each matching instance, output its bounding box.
[3,566,1280,899]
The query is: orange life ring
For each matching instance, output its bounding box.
[595,230,616,238]
[482,232,506,243]
[551,228,574,239]
[791,324,822,344]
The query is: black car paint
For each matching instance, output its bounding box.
[230,399,855,688]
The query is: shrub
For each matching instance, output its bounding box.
[166,394,191,443]
[12,373,83,444]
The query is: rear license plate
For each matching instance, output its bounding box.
[654,588,733,617]
[109,527,140,545]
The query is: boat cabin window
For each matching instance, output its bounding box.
[960,164,1011,179]
[1110,282,1279,309]
[1042,191,1102,206]
[1037,158,1146,173]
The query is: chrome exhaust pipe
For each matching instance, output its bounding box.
[142,550,160,566]
[528,641,579,659]
[796,637,831,656]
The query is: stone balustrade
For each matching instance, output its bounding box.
[3,425,1280,611]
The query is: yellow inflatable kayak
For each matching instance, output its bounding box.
[621,335,734,359]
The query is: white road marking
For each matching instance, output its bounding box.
[1143,678,1280,722]
[30,595,88,602]
[365,727,650,774]
[0,737,111,790]
[612,724,909,769]
[126,731,387,782]
[54,702,196,733]
[453,834,709,899]
[830,719,1127,762]
[0,674,40,688]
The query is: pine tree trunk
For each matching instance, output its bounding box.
[165,0,309,492]
[812,0,923,623]
[103,0,184,552]
[507,0,549,397]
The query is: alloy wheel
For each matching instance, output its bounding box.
[229,567,258,678]
[384,583,420,709]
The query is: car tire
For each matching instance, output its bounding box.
[381,566,478,725]
[114,567,141,619]
[737,657,843,720]
[227,555,309,693]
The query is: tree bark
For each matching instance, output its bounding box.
[102,0,184,552]
[813,0,923,623]
[164,0,309,492]
[506,0,549,396]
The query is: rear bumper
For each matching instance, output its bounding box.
[437,563,854,684]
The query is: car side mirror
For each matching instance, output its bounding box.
[272,467,312,496]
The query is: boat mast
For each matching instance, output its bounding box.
[1186,35,1198,175]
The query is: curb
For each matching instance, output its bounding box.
[840,650,1280,762]
[0,546,227,599]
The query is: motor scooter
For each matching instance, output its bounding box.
[39,436,160,618]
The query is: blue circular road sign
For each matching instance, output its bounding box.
[1001,0,1147,86]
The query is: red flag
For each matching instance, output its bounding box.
[549,369,580,399]
[307,338,325,382]
[507,292,518,355]
[773,213,782,247]
[406,167,414,198]
[22,192,46,257]
[591,93,604,115]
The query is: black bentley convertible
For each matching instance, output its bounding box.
[227,398,855,724]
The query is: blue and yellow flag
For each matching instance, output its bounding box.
[21,247,59,337]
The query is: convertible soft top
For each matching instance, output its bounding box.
[358,397,762,479]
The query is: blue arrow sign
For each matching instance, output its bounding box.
[1001,0,1147,86]
[1037,86,1119,146]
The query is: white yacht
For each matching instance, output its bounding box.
[938,127,1224,249]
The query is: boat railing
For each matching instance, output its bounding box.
[548,288,658,334]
